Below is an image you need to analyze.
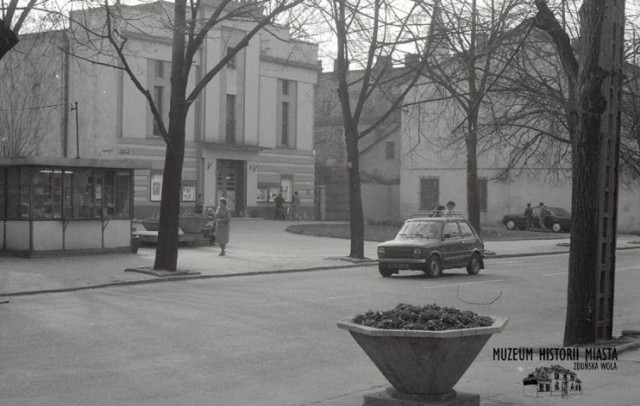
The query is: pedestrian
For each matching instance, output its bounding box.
[195,193,204,214]
[274,193,285,220]
[291,191,300,220]
[538,202,548,230]
[524,203,533,230]
[444,200,456,217]
[214,197,230,256]
[430,203,445,217]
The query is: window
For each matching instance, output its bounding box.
[7,167,30,218]
[459,222,473,237]
[478,178,488,211]
[443,222,460,238]
[0,169,4,218]
[277,79,297,148]
[226,94,236,144]
[281,102,289,146]
[153,86,164,135]
[31,169,63,219]
[115,171,131,218]
[227,47,236,69]
[322,100,331,115]
[385,141,395,159]
[154,60,164,78]
[149,59,169,137]
[419,178,439,210]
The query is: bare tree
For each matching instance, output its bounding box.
[0,34,62,156]
[317,0,432,258]
[66,0,306,272]
[1,0,45,59]
[409,0,530,232]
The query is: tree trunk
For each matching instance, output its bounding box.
[466,109,481,233]
[564,6,609,345]
[153,0,187,272]
[345,123,365,258]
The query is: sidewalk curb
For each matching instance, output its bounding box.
[0,262,375,298]
[1,246,637,298]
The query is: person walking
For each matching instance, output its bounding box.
[538,202,548,230]
[214,197,230,256]
[524,203,533,230]
[274,193,285,220]
[290,191,300,220]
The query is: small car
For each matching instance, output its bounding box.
[501,206,571,233]
[376,217,485,278]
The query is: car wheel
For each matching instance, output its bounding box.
[466,253,482,275]
[551,222,562,233]
[424,255,442,278]
[505,219,516,230]
[378,264,393,278]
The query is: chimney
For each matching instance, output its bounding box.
[375,55,393,70]
[404,53,420,68]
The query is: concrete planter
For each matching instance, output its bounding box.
[179,216,212,234]
[337,316,507,399]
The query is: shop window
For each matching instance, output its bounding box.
[0,168,4,218]
[2,167,133,220]
[115,171,131,218]
[7,167,30,219]
[32,169,63,219]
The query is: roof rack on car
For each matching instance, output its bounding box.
[410,210,466,218]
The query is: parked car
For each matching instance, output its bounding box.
[501,206,571,233]
[376,217,485,278]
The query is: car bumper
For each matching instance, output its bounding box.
[378,258,427,264]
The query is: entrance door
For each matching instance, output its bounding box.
[216,159,246,216]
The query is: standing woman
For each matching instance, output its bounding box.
[215,197,230,256]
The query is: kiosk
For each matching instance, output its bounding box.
[0,157,149,257]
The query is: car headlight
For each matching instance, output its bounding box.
[377,247,386,257]
[413,247,422,256]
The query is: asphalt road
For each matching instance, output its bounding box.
[1,251,639,406]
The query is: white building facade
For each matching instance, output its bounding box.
[9,1,319,219]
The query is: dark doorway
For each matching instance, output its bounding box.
[216,159,246,216]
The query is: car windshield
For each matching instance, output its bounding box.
[550,207,570,216]
[396,221,442,239]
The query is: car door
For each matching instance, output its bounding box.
[458,221,479,263]
[441,221,464,267]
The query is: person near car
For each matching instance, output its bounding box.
[214,197,230,256]
[430,203,446,217]
[273,193,285,220]
[538,202,549,230]
[444,200,456,217]
[524,203,533,229]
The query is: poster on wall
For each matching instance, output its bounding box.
[181,181,196,202]
[150,174,163,202]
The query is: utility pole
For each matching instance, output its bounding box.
[70,101,80,159]
[589,0,625,340]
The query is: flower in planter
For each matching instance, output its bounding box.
[352,303,493,331]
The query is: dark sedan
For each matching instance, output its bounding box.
[501,206,571,233]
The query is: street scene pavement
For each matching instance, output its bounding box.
[1,219,640,406]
